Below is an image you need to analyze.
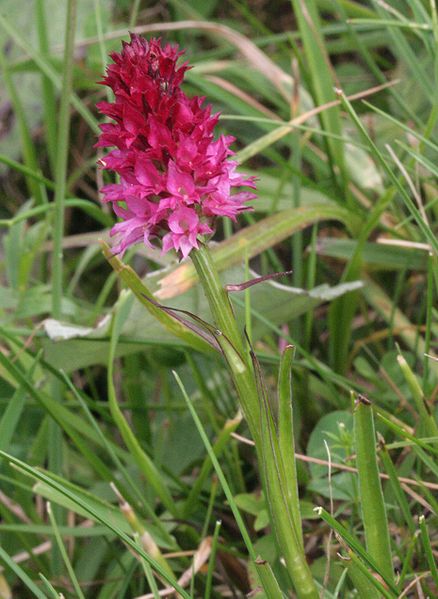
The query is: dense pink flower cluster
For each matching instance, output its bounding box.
[96,34,256,258]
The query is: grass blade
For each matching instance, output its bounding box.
[35,0,57,173]
[0,546,48,599]
[289,0,347,192]
[0,451,190,598]
[346,560,380,599]
[0,48,44,205]
[182,412,242,518]
[419,515,438,588]
[0,13,98,133]
[379,441,416,534]
[353,395,394,583]
[314,507,398,594]
[204,520,221,599]
[277,344,303,549]
[397,352,438,438]
[336,89,438,254]
[346,550,395,599]
[46,502,86,599]
[107,291,176,515]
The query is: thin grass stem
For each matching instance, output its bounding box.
[46,502,86,599]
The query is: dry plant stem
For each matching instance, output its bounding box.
[190,243,318,599]
[231,432,438,490]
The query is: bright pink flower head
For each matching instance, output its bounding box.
[96,34,256,259]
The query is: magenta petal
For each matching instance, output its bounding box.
[168,207,198,234]
[134,156,163,190]
[166,161,195,198]
[161,232,175,254]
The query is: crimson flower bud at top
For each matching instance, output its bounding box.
[96,34,256,259]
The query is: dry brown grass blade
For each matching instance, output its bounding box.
[205,75,280,120]
[135,537,212,599]
[0,519,95,573]
[397,573,429,599]
[231,433,438,491]
[0,541,52,573]
[66,21,296,102]
[0,490,31,523]
[236,79,400,164]
[377,237,432,251]
[400,484,435,512]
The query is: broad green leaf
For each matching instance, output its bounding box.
[307,410,355,500]
[43,271,362,371]
[157,203,358,299]
[316,238,428,270]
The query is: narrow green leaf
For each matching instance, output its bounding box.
[102,242,212,354]
[182,412,242,517]
[314,507,398,594]
[346,550,395,599]
[277,345,303,550]
[38,574,59,599]
[107,291,176,515]
[0,365,33,451]
[337,90,438,254]
[35,0,57,173]
[419,515,438,588]
[353,395,394,582]
[204,520,221,599]
[346,560,380,599]
[290,0,347,191]
[397,353,438,438]
[0,47,44,205]
[0,13,99,133]
[379,443,416,534]
[0,153,54,189]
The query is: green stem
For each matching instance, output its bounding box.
[35,0,57,174]
[52,0,77,318]
[190,243,261,438]
[182,413,242,518]
[191,243,318,599]
[205,520,221,599]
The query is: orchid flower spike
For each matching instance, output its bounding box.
[96,34,256,259]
